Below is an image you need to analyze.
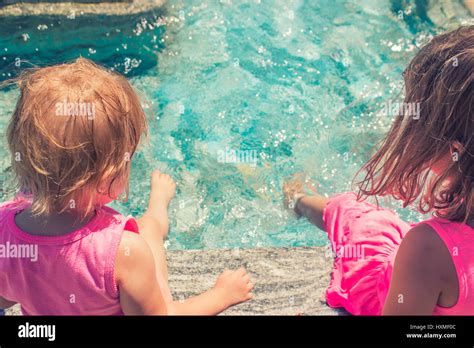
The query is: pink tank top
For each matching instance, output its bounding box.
[423,218,474,315]
[0,198,139,315]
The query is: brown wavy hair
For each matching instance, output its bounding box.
[357,26,474,223]
[5,57,148,218]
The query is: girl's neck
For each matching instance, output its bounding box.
[14,207,97,237]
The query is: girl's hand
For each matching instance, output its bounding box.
[151,170,176,206]
[214,268,253,307]
[283,173,318,212]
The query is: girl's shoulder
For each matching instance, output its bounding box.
[402,223,449,258]
[398,223,458,290]
[397,223,457,291]
[385,223,459,313]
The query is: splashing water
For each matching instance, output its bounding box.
[0,0,472,249]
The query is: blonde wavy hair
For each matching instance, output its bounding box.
[6,57,148,218]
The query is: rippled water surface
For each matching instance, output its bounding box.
[0,0,472,249]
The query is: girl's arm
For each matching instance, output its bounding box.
[382,224,456,315]
[166,289,227,315]
[116,231,253,315]
[167,268,253,315]
[115,230,168,315]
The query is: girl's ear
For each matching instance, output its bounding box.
[450,141,465,161]
[96,180,109,196]
[431,141,464,176]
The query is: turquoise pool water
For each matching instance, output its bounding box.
[0,0,472,250]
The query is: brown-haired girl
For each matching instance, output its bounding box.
[284,26,474,315]
[0,58,253,315]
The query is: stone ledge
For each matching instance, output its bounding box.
[6,246,346,315]
[0,0,165,16]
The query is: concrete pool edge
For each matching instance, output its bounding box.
[6,246,346,316]
[0,0,165,16]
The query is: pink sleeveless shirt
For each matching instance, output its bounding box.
[0,198,139,315]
